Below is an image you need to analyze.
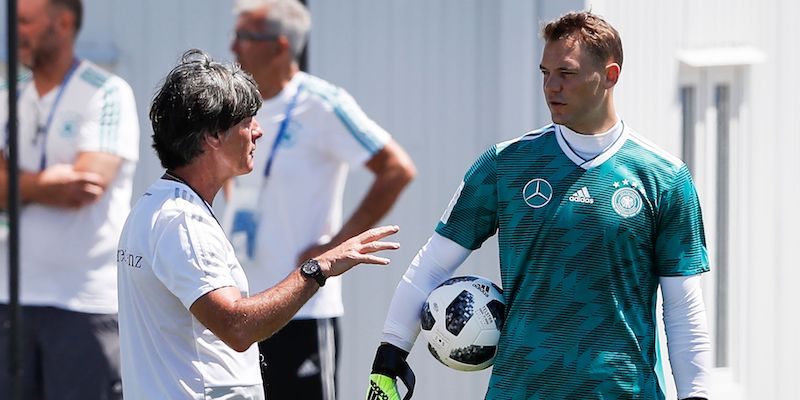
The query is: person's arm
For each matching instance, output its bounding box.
[652,164,711,399]
[381,232,471,350]
[297,139,415,263]
[661,275,712,400]
[190,225,400,352]
[73,151,123,187]
[367,233,471,400]
[368,145,498,399]
[0,152,119,209]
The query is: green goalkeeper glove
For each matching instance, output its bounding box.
[366,343,415,400]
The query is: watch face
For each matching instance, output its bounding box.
[301,259,325,286]
[302,260,319,274]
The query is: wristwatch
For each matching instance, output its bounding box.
[300,259,326,287]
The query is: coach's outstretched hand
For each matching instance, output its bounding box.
[366,343,415,400]
[316,225,400,277]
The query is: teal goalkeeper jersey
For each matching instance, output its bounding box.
[435,124,709,399]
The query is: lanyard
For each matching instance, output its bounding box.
[263,84,303,177]
[32,58,82,171]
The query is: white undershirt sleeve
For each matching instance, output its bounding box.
[381,232,472,351]
[660,275,712,399]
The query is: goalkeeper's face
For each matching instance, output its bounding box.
[540,36,619,134]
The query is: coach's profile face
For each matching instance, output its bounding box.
[215,117,263,176]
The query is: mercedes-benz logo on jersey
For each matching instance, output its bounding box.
[522,178,553,209]
[612,187,643,218]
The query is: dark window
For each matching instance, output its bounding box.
[715,83,730,368]
[680,86,696,173]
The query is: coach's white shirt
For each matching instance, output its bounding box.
[238,72,390,319]
[118,179,262,399]
[0,60,139,313]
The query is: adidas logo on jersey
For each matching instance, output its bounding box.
[569,187,594,204]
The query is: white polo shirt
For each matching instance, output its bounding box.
[0,60,139,313]
[118,178,262,399]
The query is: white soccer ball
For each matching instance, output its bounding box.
[420,275,505,371]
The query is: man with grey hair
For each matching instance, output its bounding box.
[117,49,400,400]
[230,1,416,399]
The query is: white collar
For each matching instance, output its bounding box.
[555,119,628,170]
[559,120,623,157]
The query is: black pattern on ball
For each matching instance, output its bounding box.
[491,282,502,295]
[420,275,506,371]
[450,345,497,365]
[445,290,474,336]
[486,299,506,331]
[438,276,478,288]
[420,301,435,331]
[428,343,445,365]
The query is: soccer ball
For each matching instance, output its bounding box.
[420,275,505,371]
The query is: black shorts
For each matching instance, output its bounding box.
[258,318,339,400]
[0,304,122,400]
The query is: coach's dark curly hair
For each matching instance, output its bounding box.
[149,49,262,170]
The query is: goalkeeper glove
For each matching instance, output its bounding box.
[366,343,416,400]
